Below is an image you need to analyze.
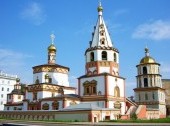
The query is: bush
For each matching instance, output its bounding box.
[130,113,137,120]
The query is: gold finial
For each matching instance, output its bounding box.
[97,1,103,12]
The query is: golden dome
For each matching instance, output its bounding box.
[98,6,103,12]
[140,47,156,64]
[48,44,56,52]
[140,56,156,64]
[16,78,20,82]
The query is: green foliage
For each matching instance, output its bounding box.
[130,113,137,120]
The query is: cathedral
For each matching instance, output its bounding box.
[1,2,167,122]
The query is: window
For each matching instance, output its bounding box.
[145,93,148,100]
[1,101,3,105]
[100,38,105,45]
[102,51,107,60]
[143,67,147,74]
[7,88,9,92]
[152,93,155,100]
[114,53,117,62]
[52,92,55,97]
[18,95,21,99]
[52,101,59,110]
[9,95,11,99]
[83,80,97,95]
[114,86,120,97]
[144,78,148,87]
[49,78,52,83]
[7,107,9,110]
[1,94,3,98]
[90,52,94,61]
[1,87,4,91]
[42,103,49,110]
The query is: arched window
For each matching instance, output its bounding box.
[90,52,94,61]
[42,103,49,110]
[52,101,59,110]
[114,86,120,97]
[114,53,117,62]
[144,78,148,87]
[102,51,107,60]
[143,67,147,74]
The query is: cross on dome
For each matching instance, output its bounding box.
[50,33,55,44]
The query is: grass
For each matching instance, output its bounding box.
[104,117,170,123]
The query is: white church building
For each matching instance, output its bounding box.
[0,2,166,122]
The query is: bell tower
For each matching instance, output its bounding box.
[78,2,126,115]
[134,47,166,118]
[48,34,56,64]
[85,2,119,76]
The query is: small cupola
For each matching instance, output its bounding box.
[140,47,156,64]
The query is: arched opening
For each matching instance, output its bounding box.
[144,78,148,87]
[114,86,120,97]
[102,51,107,60]
[90,52,94,61]
[143,67,147,74]
[114,53,117,62]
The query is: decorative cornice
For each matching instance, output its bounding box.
[78,72,125,80]
[32,64,69,74]
[134,87,165,91]
[85,46,119,55]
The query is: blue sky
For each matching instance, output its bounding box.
[0,0,170,97]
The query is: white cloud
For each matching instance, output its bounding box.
[132,20,170,41]
[20,2,46,25]
[0,48,32,83]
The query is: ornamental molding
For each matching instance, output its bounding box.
[33,66,68,74]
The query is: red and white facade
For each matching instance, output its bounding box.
[78,2,126,115]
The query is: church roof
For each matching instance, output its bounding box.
[32,64,70,71]
[139,47,158,65]
[90,2,114,48]
[60,103,117,111]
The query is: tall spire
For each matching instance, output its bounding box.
[90,2,113,48]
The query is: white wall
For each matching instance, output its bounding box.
[55,113,88,121]
[107,76,125,97]
[33,72,69,87]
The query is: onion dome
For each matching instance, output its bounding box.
[140,47,156,64]
[16,78,20,82]
[97,4,103,12]
[48,44,56,52]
